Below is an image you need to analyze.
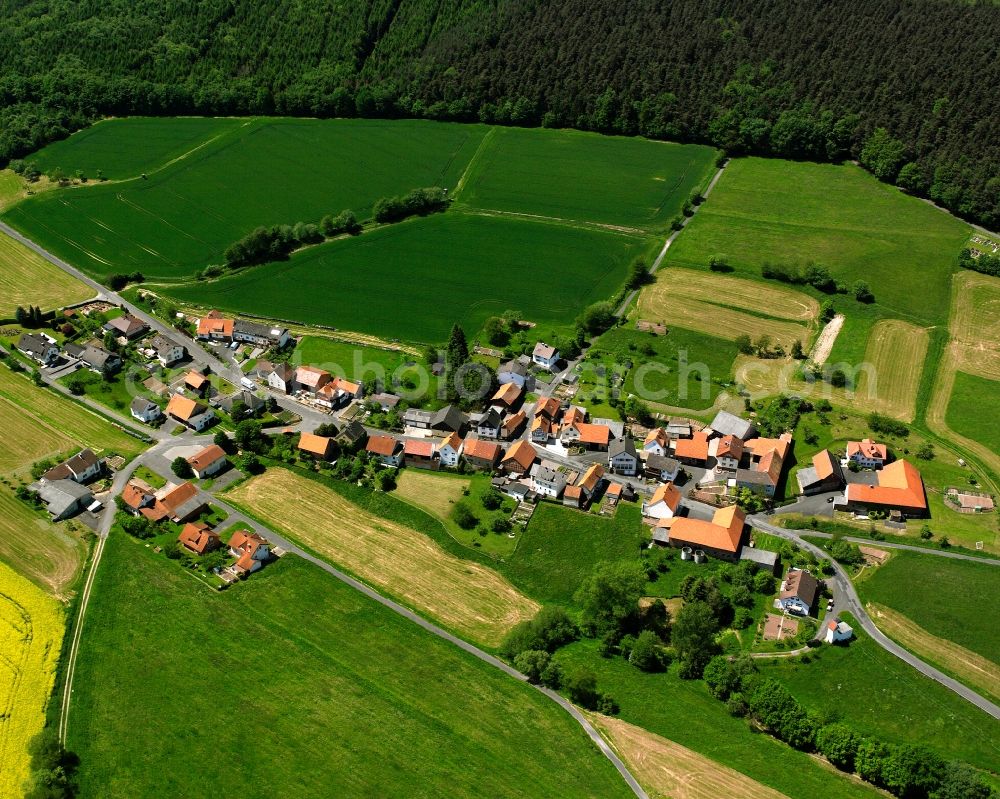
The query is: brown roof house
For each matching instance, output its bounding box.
[178,521,221,555]
[156,482,207,523]
[165,394,215,431]
[227,530,270,577]
[462,438,502,471]
[42,449,102,484]
[776,568,820,616]
[298,432,336,461]
[366,435,403,467]
[186,444,228,479]
[500,440,538,476]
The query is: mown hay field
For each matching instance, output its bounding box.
[0,233,92,315]
[456,126,717,230]
[0,396,74,473]
[664,158,970,326]
[68,534,633,799]
[854,319,929,421]
[166,213,644,342]
[4,118,489,279]
[946,371,1000,456]
[637,267,816,349]
[394,470,470,521]
[0,561,64,797]
[227,468,538,646]
[590,714,789,799]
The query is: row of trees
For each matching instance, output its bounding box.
[958,248,1000,278]
[703,655,993,798]
[372,187,448,223]
[761,262,875,304]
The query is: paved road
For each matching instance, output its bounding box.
[749,515,1000,720]
[784,527,1000,566]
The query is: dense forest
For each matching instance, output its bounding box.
[1,0,998,228]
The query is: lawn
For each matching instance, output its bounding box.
[858,552,999,654]
[4,118,488,279]
[226,467,538,646]
[456,126,717,230]
[758,627,1000,772]
[0,232,92,315]
[947,371,1000,455]
[664,158,970,327]
[165,213,643,342]
[555,641,879,799]
[67,533,635,799]
[295,336,421,381]
[25,116,246,180]
[499,502,644,606]
[581,325,739,411]
[0,560,64,798]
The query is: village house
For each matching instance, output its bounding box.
[404,439,438,469]
[561,420,611,451]
[228,530,270,576]
[298,432,336,460]
[574,463,605,506]
[403,405,466,434]
[370,392,401,411]
[121,481,158,518]
[501,409,527,440]
[462,438,502,471]
[530,460,567,498]
[643,428,670,457]
[183,369,210,396]
[735,433,792,497]
[825,618,854,644]
[103,313,148,340]
[17,333,59,365]
[256,362,295,394]
[643,482,682,520]
[316,376,363,410]
[217,390,266,419]
[232,318,292,348]
[534,396,563,423]
[155,482,206,523]
[501,440,538,476]
[531,415,554,443]
[293,365,331,394]
[42,449,103,483]
[64,342,121,373]
[532,341,560,371]
[712,434,744,472]
[847,438,888,469]
[165,394,215,431]
[366,434,403,467]
[796,449,845,495]
[776,568,819,616]
[498,358,534,390]
[148,334,187,367]
[842,459,927,518]
[674,431,710,467]
[30,479,93,520]
[178,521,221,555]
[490,381,523,411]
[708,410,757,441]
[472,408,503,439]
[608,437,639,475]
[130,397,162,424]
[657,505,747,561]
[739,546,780,575]
[186,444,228,479]
[644,453,680,483]
[336,420,368,450]
[438,432,463,467]
[195,310,235,342]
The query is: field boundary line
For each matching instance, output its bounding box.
[452,126,496,199]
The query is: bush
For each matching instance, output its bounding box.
[452,501,478,529]
[491,517,512,534]
[817,722,860,771]
[564,666,600,709]
[171,456,193,479]
[500,606,578,660]
[513,649,550,683]
[481,488,502,510]
[628,630,666,672]
[868,412,908,437]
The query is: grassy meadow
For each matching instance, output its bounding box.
[947,371,1000,455]
[166,213,644,341]
[67,533,634,799]
[0,232,92,315]
[664,158,970,327]
[0,561,64,798]
[456,126,717,230]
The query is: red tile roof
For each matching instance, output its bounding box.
[845,460,926,511]
[404,439,435,457]
[502,440,538,471]
[576,423,611,446]
[366,435,400,457]
[463,438,501,463]
[186,444,226,471]
[298,432,334,457]
[847,438,887,460]
[674,431,710,461]
[668,505,746,553]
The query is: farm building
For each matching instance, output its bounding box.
[847,439,888,469]
[366,435,403,467]
[842,459,927,517]
[370,392,401,411]
[735,433,792,497]
[564,422,611,451]
[178,522,221,555]
[501,410,527,440]
[739,547,779,575]
[30,479,93,520]
[165,394,215,431]
[608,437,638,475]
[404,439,438,469]
[183,370,209,395]
[217,390,266,419]
[709,411,757,441]
[501,440,538,476]
[658,505,747,561]
[674,431,710,466]
[298,431,337,460]
[796,450,845,495]
[463,438,502,471]
[644,453,680,482]
[776,568,819,616]
[186,444,228,478]
[42,449,102,483]
[643,482,682,520]
[103,313,148,339]
[293,365,332,394]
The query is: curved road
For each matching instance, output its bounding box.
[749,515,1000,720]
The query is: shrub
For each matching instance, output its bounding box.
[513,649,550,683]
[171,456,193,479]
[628,630,666,672]
[451,501,478,529]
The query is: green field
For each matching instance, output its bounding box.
[295,336,420,379]
[69,532,634,799]
[25,117,246,180]
[665,158,970,327]
[858,552,999,665]
[758,628,1000,772]
[456,126,716,230]
[165,213,644,341]
[5,118,487,279]
[947,371,1000,455]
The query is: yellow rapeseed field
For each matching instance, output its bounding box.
[0,561,65,797]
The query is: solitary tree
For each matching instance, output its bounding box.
[171,456,193,478]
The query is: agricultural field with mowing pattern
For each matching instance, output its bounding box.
[68,533,634,799]
[166,213,645,342]
[0,232,92,315]
[226,467,538,646]
[0,560,64,797]
[854,319,929,421]
[946,371,1000,456]
[637,267,817,350]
